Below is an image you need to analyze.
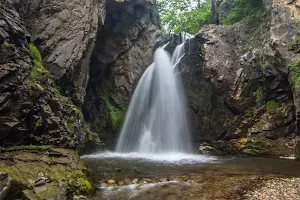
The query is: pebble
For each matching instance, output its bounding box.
[132,178,139,184]
[106,179,115,184]
[245,178,300,200]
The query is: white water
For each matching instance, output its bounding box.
[100,181,195,200]
[115,37,192,154]
[81,151,216,164]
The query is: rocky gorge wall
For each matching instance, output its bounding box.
[0,0,160,198]
[178,0,300,157]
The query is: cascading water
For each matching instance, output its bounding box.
[116,37,192,153]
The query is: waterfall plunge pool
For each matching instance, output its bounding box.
[82,153,300,200]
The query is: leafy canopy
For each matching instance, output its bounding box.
[156,0,213,34]
[223,0,264,25]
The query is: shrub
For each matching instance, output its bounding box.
[254,87,263,106]
[289,59,300,88]
[266,100,280,114]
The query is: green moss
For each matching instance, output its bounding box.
[243,45,254,52]
[34,116,43,128]
[200,44,206,54]
[83,124,100,145]
[266,100,281,114]
[66,103,84,121]
[244,107,255,118]
[1,42,12,48]
[65,175,93,194]
[0,166,30,187]
[0,149,93,195]
[29,43,42,63]
[237,137,280,156]
[289,59,300,88]
[23,189,40,200]
[293,33,300,45]
[242,81,251,89]
[259,61,271,71]
[77,177,93,192]
[102,92,127,131]
[0,145,52,154]
[28,43,49,82]
[254,87,263,106]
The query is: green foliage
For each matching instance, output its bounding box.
[294,33,300,45]
[28,43,49,82]
[259,61,271,71]
[1,42,12,48]
[157,0,213,34]
[244,107,255,118]
[266,100,281,115]
[223,0,264,25]
[102,92,127,131]
[289,59,300,88]
[34,116,43,128]
[254,87,263,106]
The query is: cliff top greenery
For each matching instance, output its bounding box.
[156,0,212,34]
[156,0,265,34]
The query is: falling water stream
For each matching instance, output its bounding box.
[116,40,191,153]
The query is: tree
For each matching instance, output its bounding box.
[223,0,264,25]
[156,0,213,34]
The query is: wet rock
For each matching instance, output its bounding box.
[295,140,300,159]
[0,173,11,200]
[132,178,139,184]
[117,180,124,186]
[100,183,107,188]
[0,148,91,199]
[198,144,222,156]
[124,178,131,185]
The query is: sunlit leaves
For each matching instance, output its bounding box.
[156,0,213,34]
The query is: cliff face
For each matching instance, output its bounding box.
[180,0,300,156]
[84,0,160,148]
[0,0,159,198]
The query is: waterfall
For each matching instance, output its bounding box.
[116,37,192,154]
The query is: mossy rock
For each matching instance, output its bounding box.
[102,91,127,131]
[27,43,49,83]
[0,148,93,198]
[234,136,290,157]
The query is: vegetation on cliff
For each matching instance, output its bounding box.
[223,0,265,25]
[156,0,213,34]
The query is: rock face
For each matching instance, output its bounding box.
[178,0,300,156]
[18,0,106,105]
[84,0,160,148]
[0,0,160,198]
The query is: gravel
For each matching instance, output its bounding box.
[245,178,300,200]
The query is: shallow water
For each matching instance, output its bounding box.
[82,152,300,200]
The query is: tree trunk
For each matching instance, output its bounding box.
[212,0,219,25]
